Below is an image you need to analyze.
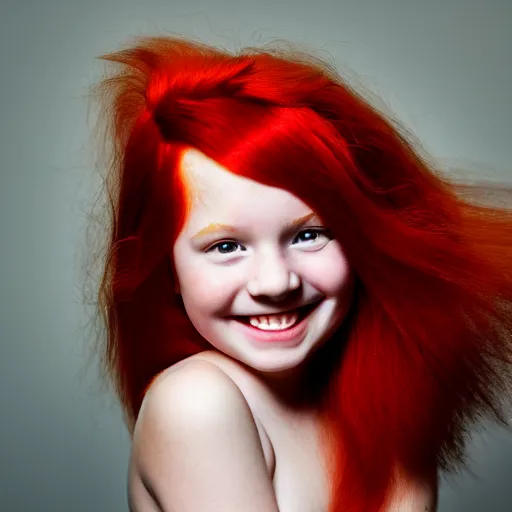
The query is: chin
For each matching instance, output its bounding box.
[243,340,315,372]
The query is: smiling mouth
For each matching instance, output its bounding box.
[232,301,321,329]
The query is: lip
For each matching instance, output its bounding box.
[229,301,321,345]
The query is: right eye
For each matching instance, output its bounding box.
[206,241,246,255]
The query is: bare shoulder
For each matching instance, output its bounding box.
[130,359,279,512]
[137,358,243,425]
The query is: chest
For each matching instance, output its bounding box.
[264,413,330,512]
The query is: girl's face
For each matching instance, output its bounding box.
[173,148,354,375]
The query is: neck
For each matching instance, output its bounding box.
[250,360,318,412]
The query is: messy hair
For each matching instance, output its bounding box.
[85,35,512,511]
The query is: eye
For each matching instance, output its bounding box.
[292,228,331,245]
[206,240,246,254]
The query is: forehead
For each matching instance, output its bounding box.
[179,148,312,223]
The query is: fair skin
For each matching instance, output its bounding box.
[129,358,438,512]
[172,147,354,402]
[128,147,438,511]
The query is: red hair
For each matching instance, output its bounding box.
[87,35,512,511]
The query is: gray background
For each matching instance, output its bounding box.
[1,0,511,510]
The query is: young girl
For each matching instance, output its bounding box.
[87,35,512,511]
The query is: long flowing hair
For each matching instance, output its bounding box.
[85,35,512,511]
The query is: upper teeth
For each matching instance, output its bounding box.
[249,312,298,330]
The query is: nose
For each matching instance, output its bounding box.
[246,251,300,301]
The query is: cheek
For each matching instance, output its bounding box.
[302,244,352,295]
[178,261,239,313]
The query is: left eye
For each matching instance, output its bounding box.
[292,228,330,244]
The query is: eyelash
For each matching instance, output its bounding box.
[205,228,331,255]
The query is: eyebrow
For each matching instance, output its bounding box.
[191,212,319,241]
